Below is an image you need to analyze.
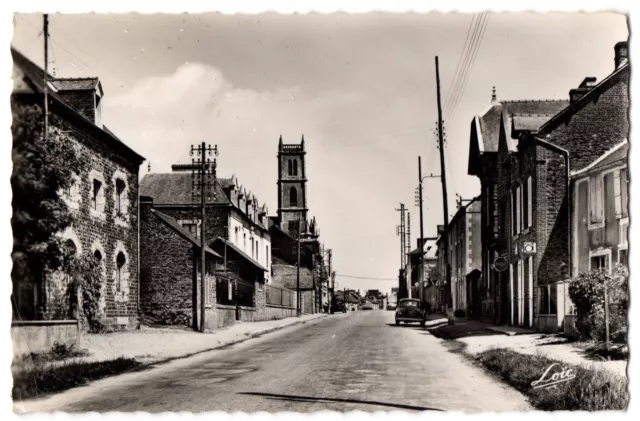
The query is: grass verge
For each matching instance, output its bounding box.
[476,348,628,411]
[13,357,143,400]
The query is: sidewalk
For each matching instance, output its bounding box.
[24,313,330,368]
[427,318,626,378]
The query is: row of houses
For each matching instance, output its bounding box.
[10,47,335,354]
[335,289,389,311]
[403,40,629,334]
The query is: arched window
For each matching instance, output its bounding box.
[94,249,102,262]
[289,186,298,207]
[116,252,126,292]
[288,160,293,176]
[293,160,298,176]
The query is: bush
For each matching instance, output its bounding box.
[569,265,628,342]
[476,348,628,410]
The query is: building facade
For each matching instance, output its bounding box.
[447,198,482,315]
[11,48,145,332]
[139,171,272,326]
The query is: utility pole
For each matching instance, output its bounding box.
[178,143,218,332]
[407,212,412,299]
[329,251,334,314]
[435,56,454,325]
[395,204,407,298]
[296,212,302,317]
[43,14,49,143]
[416,157,426,304]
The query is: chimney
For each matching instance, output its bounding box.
[615,41,628,69]
[569,77,597,104]
[491,86,497,103]
[53,78,104,126]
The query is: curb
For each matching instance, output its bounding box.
[485,327,534,337]
[144,314,329,366]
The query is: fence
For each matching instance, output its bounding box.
[265,284,296,308]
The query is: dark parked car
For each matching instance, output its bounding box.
[332,302,347,313]
[395,298,426,326]
[387,304,396,311]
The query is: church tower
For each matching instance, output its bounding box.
[277,135,308,238]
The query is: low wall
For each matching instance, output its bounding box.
[11,320,80,358]
[264,304,296,320]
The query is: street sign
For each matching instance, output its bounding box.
[493,257,508,273]
[523,242,537,254]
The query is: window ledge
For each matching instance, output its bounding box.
[588,222,605,230]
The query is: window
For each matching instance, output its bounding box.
[512,185,522,235]
[293,160,298,176]
[251,239,255,259]
[180,220,201,239]
[256,240,259,262]
[526,176,532,228]
[266,246,269,268]
[115,178,126,214]
[92,179,103,211]
[590,251,611,272]
[235,228,239,245]
[589,174,604,225]
[539,284,558,315]
[244,233,247,252]
[116,252,126,292]
[290,221,300,236]
[288,160,293,176]
[618,249,628,266]
[289,186,298,207]
[528,256,534,327]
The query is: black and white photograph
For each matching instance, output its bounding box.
[4,2,633,415]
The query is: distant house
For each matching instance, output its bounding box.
[11,48,145,354]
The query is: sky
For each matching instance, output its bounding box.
[11,12,628,297]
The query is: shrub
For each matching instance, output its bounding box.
[65,254,106,333]
[569,265,628,342]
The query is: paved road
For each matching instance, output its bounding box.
[18,311,530,413]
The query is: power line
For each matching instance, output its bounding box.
[335,273,397,281]
[445,13,486,118]
[447,13,490,121]
[443,14,476,109]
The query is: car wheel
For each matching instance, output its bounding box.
[395,320,399,326]
[420,320,426,327]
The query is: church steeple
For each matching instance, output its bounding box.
[276,135,308,238]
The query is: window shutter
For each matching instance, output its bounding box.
[613,170,622,218]
[597,175,604,223]
[589,176,596,223]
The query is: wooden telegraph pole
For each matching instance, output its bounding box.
[177,143,219,332]
[296,212,302,316]
[435,56,454,325]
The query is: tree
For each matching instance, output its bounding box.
[11,101,87,317]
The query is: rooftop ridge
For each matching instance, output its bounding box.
[500,99,569,103]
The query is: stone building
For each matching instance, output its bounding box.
[11,48,145,340]
[139,171,276,327]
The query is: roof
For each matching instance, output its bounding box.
[150,209,222,258]
[271,264,314,290]
[476,100,569,153]
[51,78,101,93]
[210,237,267,272]
[140,173,232,206]
[11,47,144,163]
[571,141,628,177]
[512,115,554,132]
